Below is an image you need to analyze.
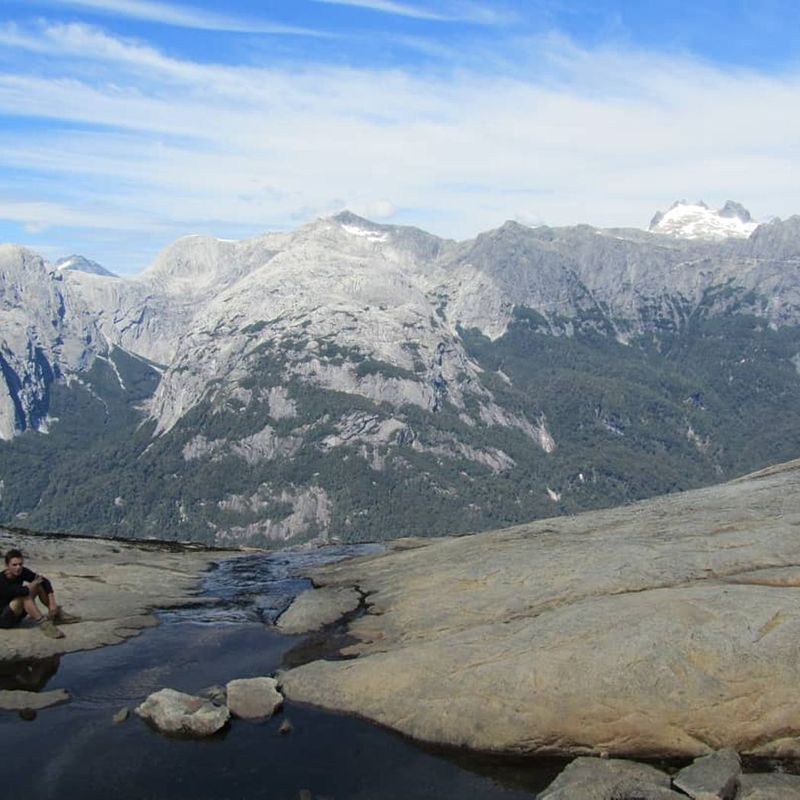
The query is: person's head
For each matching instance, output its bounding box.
[4,549,24,576]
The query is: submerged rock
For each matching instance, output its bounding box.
[225,677,283,720]
[199,684,227,706]
[112,707,129,724]
[135,688,229,737]
[280,459,800,758]
[276,587,361,634]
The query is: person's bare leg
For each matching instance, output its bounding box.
[19,592,64,638]
[32,584,58,616]
[20,594,44,621]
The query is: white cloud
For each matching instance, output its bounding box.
[34,0,326,35]
[0,22,799,270]
[311,0,514,24]
[312,0,453,22]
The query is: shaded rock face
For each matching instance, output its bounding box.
[135,688,230,737]
[279,459,800,759]
[673,747,740,799]
[537,757,682,800]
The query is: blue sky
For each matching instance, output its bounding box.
[0,0,798,273]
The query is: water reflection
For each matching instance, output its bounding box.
[0,655,61,692]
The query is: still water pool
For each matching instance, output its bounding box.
[0,545,566,799]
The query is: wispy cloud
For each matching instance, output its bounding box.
[311,0,514,25]
[37,0,326,35]
[0,20,798,272]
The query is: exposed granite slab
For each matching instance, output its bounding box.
[0,528,220,660]
[276,586,361,634]
[280,459,800,758]
[0,688,70,711]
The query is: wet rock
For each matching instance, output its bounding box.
[112,707,129,724]
[279,718,293,735]
[0,688,69,711]
[199,684,227,706]
[135,688,229,737]
[226,677,283,720]
[737,773,800,799]
[538,757,683,799]
[673,748,740,799]
[276,587,361,634]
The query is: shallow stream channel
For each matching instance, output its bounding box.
[0,544,567,799]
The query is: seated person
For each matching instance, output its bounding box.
[0,548,80,639]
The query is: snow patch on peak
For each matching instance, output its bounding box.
[341,224,389,243]
[649,200,758,240]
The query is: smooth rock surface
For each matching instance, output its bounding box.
[275,586,361,634]
[673,748,740,799]
[0,529,218,660]
[0,688,70,711]
[737,774,800,799]
[135,688,230,737]
[226,677,283,720]
[280,459,800,757]
[537,757,683,800]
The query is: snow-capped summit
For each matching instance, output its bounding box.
[649,200,759,240]
[54,254,117,277]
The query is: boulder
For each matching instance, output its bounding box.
[135,688,229,737]
[0,688,69,711]
[538,757,684,799]
[276,587,361,634]
[226,677,283,720]
[737,774,800,799]
[280,460,800,758]
[673,748,740,799]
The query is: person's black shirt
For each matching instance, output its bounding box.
[0,566,37,607]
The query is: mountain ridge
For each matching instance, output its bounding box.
[2,207,800,546]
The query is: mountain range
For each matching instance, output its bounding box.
[2,201,800,546]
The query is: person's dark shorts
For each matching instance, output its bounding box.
[0,603,22,629]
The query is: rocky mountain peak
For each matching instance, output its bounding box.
[54,254,117,278]
[649,200,758,240]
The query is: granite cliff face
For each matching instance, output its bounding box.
[2,207,800,544]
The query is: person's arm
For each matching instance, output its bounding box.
[0,580,31,599]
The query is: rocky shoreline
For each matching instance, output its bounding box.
[0,527,221,708]
[537,750,800,799]
[277,458,800,761]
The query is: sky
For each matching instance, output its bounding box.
[0,0,799,274]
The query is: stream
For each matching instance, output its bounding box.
[0,544,568,799]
